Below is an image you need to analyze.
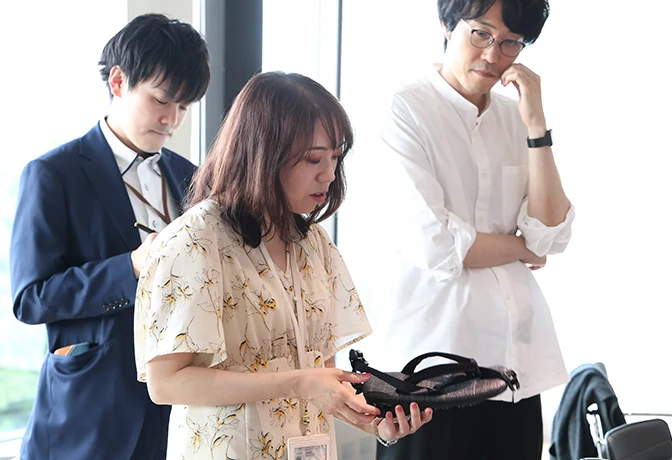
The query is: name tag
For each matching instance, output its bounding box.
[287,433,331,460]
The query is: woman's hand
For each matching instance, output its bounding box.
[298,368,380,425]
[375,403,433,443]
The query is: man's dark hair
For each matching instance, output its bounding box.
[99,13,210,104]
[438,0,550,49]
[186,71,353,247]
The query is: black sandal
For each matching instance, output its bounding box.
[349,349,520,414]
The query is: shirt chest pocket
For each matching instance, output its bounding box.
[501,165,529,230]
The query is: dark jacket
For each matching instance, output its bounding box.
[549,363,626,460]
[10,124,197,460]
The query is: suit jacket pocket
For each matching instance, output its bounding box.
[45,341,119,458]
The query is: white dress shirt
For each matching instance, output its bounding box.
[363,68,575,402]
[100,118,178,242]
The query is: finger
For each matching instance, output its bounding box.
[343,391,380,416]
[510,63,539,83]
[380,410,397,438]
[500,65,516,82]
[515,63,539,81]
[502,70,535,94]
[339,371,371,384]
[422,407,433,424]
[344,391,379,414]
[339,405,377,426]
[395,405,411,435]
[512,62,530,72]
[511,80,521,94]
[408,402,423,428]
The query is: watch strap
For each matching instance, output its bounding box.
[527,129,553,148]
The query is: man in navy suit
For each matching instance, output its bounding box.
[10,13,210,459]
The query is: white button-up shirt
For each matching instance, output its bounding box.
[362,68,575,401]
[100,118,178,242]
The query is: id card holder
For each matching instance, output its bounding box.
[287,433,331,460]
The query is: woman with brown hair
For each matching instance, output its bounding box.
[133,71,432,460]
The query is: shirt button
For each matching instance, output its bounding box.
[152,220,157,228]
[144,183,149,191]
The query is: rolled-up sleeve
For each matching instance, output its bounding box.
[381,96,477,282]
[517,200,575,256]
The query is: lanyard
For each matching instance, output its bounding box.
[260,242,308,370]
[124,176,171,225]
[121,153,170,226]
[260,241,313,435]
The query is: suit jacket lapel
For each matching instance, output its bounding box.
[80,124,140,251]
[159,151,192,215]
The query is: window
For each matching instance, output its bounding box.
[262,2,378,457]
[262,0,341,241]
[0,0,126,444]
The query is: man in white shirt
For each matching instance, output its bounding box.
[368,0,573,458]
[10,14,210,460]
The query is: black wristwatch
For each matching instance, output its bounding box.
[527,129,553,148]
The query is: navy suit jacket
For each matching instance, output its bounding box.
[10,124,197,460]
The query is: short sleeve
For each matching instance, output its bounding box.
[309,225,372,359]
[135,211,227,382]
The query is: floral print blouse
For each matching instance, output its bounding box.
[135,199,372,459]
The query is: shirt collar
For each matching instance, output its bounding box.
[99,117,162,175]
[428,64,492,132]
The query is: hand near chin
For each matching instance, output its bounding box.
[501,63,547,135]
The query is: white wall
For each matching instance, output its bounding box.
[518,0,672,420]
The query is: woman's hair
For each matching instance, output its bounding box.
[186,71,353,247]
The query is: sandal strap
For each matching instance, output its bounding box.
[349,349,421,393]
[401,352,477,375]
[404,362,480,385]
[349,349,520,395]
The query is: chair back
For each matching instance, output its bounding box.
[605,418,672,460]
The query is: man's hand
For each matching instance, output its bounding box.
[520,248,546,270]
[131,233,157,278]
[501,63,547,137]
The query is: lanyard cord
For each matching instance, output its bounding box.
[124,177,170,225]
[260,241,312,435]
[121,155,171,225]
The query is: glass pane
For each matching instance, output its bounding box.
[0,1,126,434]
[262,0,340,240]
[337,0,442,326]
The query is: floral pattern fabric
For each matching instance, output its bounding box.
[135,199,372,459]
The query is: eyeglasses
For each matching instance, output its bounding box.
[461,19,525,58]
